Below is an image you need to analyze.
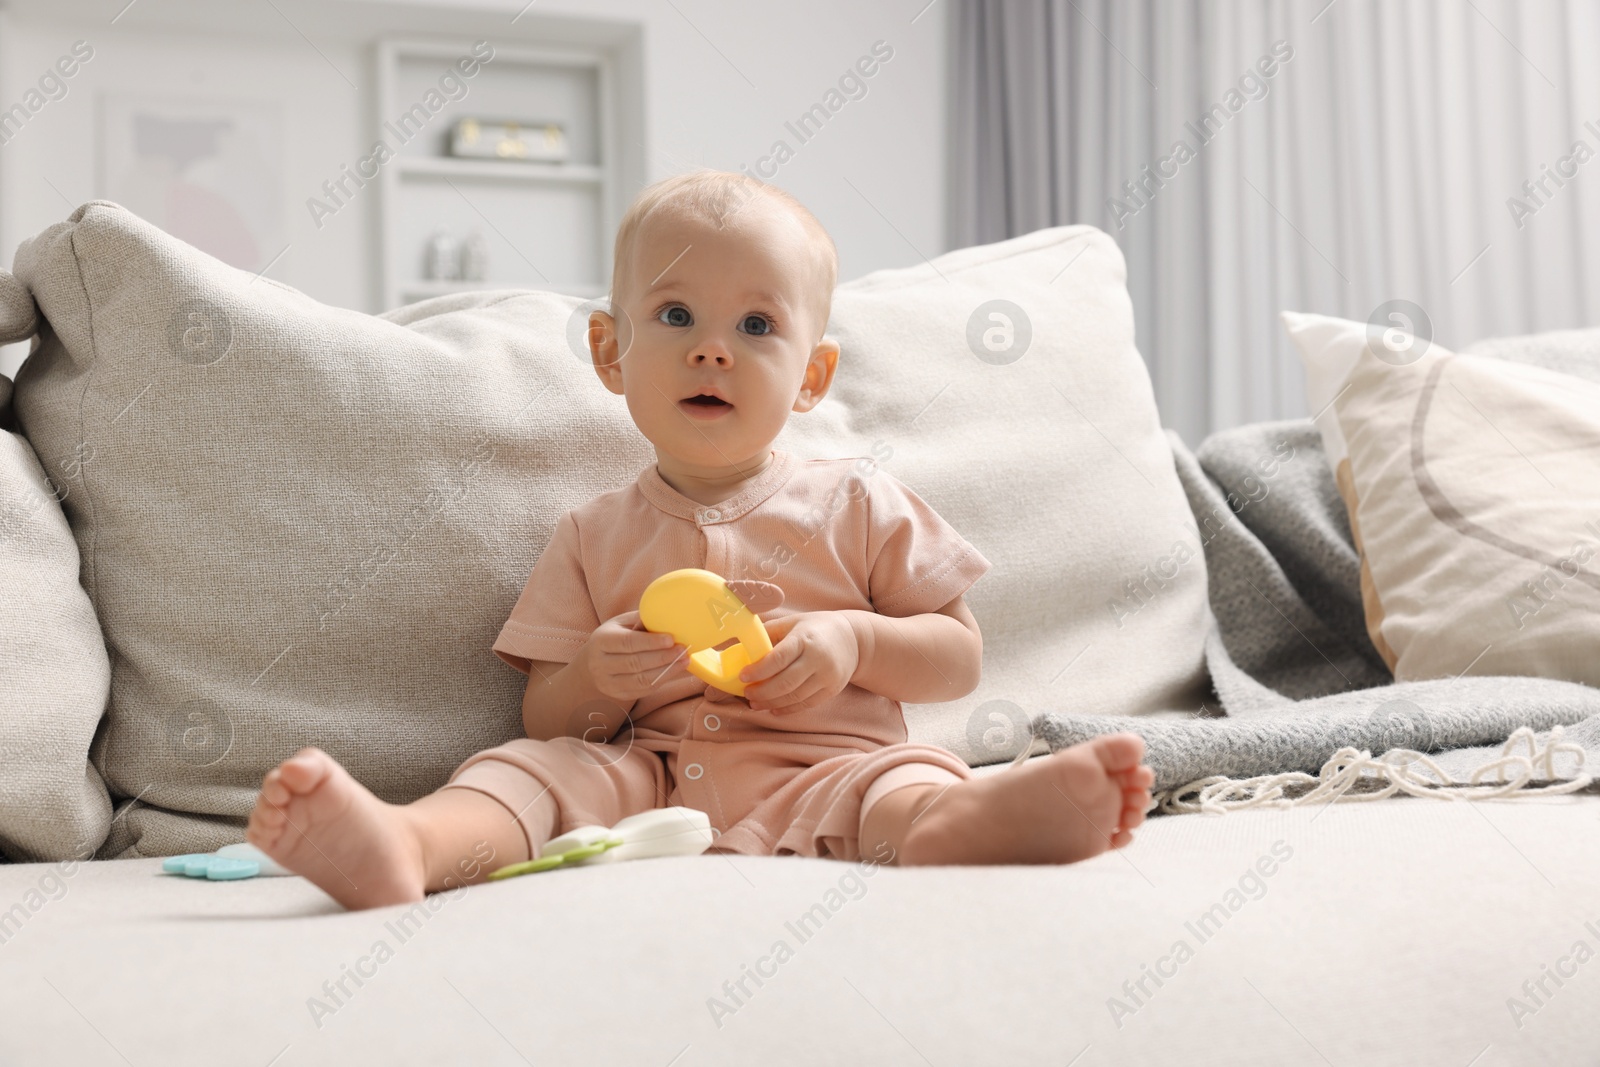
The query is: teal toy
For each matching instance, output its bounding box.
[161,843,294,881]
[488,806,715,881]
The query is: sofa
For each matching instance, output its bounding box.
[0,203,1595,1065]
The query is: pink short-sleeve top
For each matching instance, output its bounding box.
[492,448,992,755]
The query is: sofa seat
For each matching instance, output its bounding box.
[1,794,1592,1065]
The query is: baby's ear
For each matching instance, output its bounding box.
[797,335,840,409]
[725,579,784,615]
[588,307,627,393]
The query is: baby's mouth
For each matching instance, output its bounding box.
[684,391,739,415]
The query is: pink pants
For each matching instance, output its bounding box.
[439,736,972,863]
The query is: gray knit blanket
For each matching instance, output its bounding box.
[1034,330,1600,803]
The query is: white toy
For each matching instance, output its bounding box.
[486,806,715,881]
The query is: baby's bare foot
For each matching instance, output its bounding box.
[899,733,1154,865]
[245,746,427,910]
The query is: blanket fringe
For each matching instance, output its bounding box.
[1155,725,1594,815]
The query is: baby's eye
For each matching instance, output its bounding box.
[741,314,773,336]
[657,305,692,327]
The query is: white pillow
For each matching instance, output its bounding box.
[1284,310,1600,686]
[783,225,1212,760]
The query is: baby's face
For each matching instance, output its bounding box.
[589,202,838,473]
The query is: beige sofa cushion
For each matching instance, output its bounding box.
[0,270,113,862]
[1285,310,1600,686]
[1,798,1594,1061]
[12,202,1206,857]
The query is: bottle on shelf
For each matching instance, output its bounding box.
[460,231,490,282]
[425,232,461,281]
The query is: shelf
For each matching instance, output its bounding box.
[399,279,604,299]
[377,34,639,312]
[397,157,604,185]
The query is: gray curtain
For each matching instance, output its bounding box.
[953,0,1600,444]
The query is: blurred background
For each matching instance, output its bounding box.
[1,0,1597,443]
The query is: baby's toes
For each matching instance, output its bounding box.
[258,767,293,808]
[276,747,332,793]
[1113,767,1152,799]
[1111,765,1154,791]
[1088,732,1146,774]
[1108,793,1149,849]
[1119,794,1149,832]
[252,786,287,825]
[246,808,281,850]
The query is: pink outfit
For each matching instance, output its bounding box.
[442,448,992,862]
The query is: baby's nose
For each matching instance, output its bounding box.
[691,347,732,365]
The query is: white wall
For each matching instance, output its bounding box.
[0,0,950,380]
[0,19,371,312]
[520,0,951,285]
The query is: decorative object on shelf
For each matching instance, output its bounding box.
[425,231,461,281]
[450,118,569,162]
[460,230,490,282]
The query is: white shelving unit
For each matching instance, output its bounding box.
[396,157,606,185]
[375,38,626,310]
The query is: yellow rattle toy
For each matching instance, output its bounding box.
[638,569,777,698]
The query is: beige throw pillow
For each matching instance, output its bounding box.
[0,269,113,863]
[12,202,1207,856]
[1284,311,1600,686]
[15,206,656,858]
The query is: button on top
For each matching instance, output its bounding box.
[703,714,721,732]
[698,507,722,524]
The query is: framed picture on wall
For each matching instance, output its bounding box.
[99,95,285,274]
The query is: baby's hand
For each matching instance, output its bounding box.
[739,611,860,715]
[583,611,692,705]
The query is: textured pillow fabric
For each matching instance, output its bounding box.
[0,270,113,863]
[1462,326,1600,385]
[1284,311,1600,687]
[0,268,35,435]
[12,203,1207,856]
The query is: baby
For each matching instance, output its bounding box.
[246,170,1154,909]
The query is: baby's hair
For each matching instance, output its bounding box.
[609,170,838,334]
